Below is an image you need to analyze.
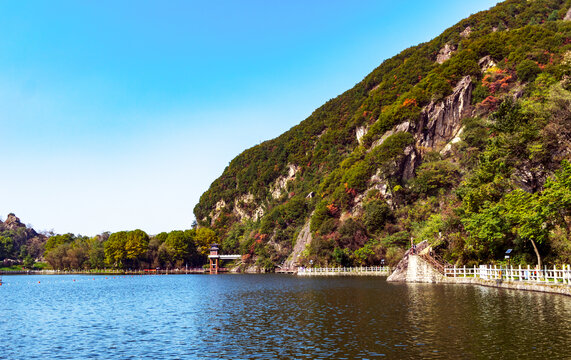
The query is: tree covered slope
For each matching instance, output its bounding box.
[195,0,571,270]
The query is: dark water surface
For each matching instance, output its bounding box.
[1,274,569,359]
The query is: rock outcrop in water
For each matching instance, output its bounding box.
[387,241,447,283]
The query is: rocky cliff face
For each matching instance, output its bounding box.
[1,213,28,232]
[436,43,456,64]
[282,219,313,270]
[361,74,473,206]
[415,76,473,153]
[0,213,45,263]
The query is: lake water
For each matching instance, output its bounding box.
[1,274,570,359]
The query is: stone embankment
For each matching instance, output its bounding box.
[387,240,441,282]
[387,241,571,296]
[443,276,571,296]
[297,266,391,276]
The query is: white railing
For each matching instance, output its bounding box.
[297,266,391,276]
[444,264,571,285]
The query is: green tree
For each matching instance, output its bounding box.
[104,231,127,268]
[125,229,149,264]
[353,241,376,266]
[45,243,71,270]
[412,160,461,196]
[44,233,75,254]
[503,189,548,268]
[194,228,218,256]
[516,59,541,83]
[462,203,511,261]
[363,200,392,234]
[541,160,571,236]
[23,254,34,269]
[0,235,14,260]
[332,247,351,267]
[164,230,196,262]
[89,238,105,269]
[547,10,559,21]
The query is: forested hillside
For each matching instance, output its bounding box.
[0,213,46,269]
[0,213,219,271]
[195,0,571,270]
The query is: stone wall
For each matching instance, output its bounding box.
[387,254,446,283]
[443,277,571,297]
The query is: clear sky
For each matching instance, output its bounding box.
[0,0,500,236]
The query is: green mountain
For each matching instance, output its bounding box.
[0,213,47,268]
[195,0,571,271]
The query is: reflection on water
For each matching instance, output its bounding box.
[403,283,571,358]
[0,275,569,359]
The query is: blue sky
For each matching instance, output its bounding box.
[0,0,500,236]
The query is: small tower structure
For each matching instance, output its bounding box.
[209,244,220,274]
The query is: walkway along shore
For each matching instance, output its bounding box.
[385,241,571,296]
[296,262,571,296]
[0,268,213,275]
[297,266,391,276]
[295,241,570,296]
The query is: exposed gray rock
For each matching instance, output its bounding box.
[460,26,472,38]
[478,55,496,72]
[356,126,368,145]
[565,7,571,21]
[231,193,266,223]
[270,164,299,199]
[513,165,548,194]
[400,144,419,181]
[368,76,472,194]
[367,173,394,207]
[439,127,464,157]
[3,213,25,231]
[208,200,227,225]
[436,43,456,64]
[281,219,313,270]
[415,76,473,153]
[370,121,411,151]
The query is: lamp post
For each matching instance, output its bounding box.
[505,249,512,266]
[505,249,513,280]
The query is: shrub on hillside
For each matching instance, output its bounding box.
[517,59,541,82]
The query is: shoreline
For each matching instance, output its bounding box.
[3,269,570,297]
[0,269,210,276]
[441,276,571,297]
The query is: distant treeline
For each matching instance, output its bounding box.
[43,228,218,270]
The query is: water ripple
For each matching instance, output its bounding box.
[0,275,569,359]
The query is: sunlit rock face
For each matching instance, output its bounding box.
[414,76,473,153]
